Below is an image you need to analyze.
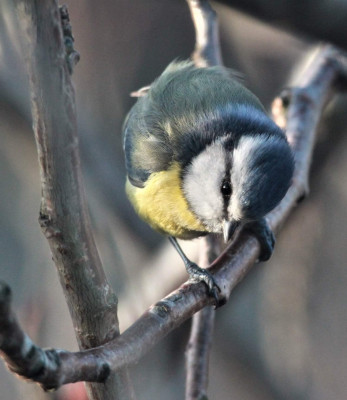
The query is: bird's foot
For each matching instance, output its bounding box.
[185,261,221,307]
[168,236,224,307]
[243,218,275,261]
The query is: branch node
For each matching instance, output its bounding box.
[59,4,80,74]
[38,212,63,239]
[150,301,172,320]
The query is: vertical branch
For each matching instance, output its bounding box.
[185,1,223,398]
[185,307,215,400]
[185,237,220,400]
[14,1,134,399]
[186,0,223,67]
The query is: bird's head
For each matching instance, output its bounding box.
[182,134,294,241]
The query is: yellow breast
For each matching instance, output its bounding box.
[126,162,207,239]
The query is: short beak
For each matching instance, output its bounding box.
[223,220,240,243]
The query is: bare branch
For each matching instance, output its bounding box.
[13,1,134,398]
[185,237,220,400]
[0,282,109,391]
[185,306,215,400]
[186,0,223,67]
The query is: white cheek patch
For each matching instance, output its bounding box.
[183,142,227,231]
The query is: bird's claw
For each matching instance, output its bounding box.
[185,261,222,307]
[244,218,275,261]
[256,225,275,261]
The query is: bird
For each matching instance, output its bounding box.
[123,60,294,301]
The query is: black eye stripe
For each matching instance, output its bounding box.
[221,180,232,197]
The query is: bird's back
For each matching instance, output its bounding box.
[123,61,267,187]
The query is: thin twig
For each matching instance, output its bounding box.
[186,0,223,67]
[185,237,220,400]
[185,306,215,400]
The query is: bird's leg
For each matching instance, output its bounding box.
[243,218,275,261]
[169,237,220,303]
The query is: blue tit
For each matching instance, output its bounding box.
[123,61,294,300]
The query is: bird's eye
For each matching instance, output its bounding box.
[221,180,232,197]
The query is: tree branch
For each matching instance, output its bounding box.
[185,306,215,400]
[185,237,220,400]
[186,0,223,67]
[13,1,134,398]
[0,281,110,391]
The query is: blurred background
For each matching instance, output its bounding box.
[1,1,347,399]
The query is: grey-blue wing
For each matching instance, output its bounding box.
[123,95,173,188]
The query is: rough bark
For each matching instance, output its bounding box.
[14,1,134,398]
